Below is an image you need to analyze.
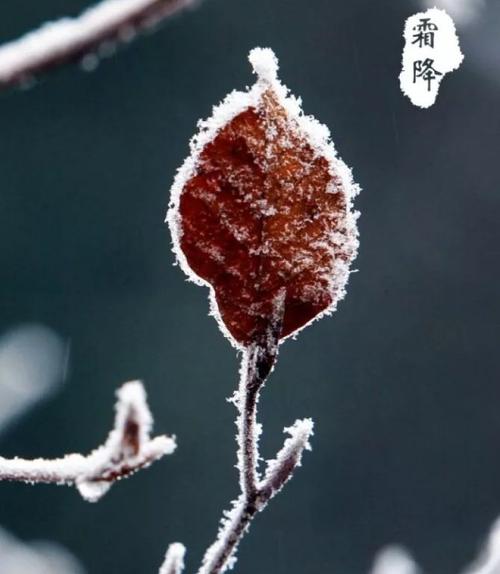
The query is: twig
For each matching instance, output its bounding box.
[160,543,186,574]
[0,381,176,502]
[190,294,314,574]
[0,0,196,90]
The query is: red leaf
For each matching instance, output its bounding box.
[168,48,359,348]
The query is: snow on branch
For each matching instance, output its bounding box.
[159,542,186,574]
[195,415,314,574]
[194,299,314,574]
[0,381,176,502]
[258,418,314,504]
[0,0,196,89]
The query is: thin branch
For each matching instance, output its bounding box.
[0,0,197,90]
[0,381,176,502]
[194,293,314,574]
[160,543,186,574]
[258,418,314,501]
[233,291,285,499]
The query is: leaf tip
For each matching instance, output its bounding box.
[248,47,279,84]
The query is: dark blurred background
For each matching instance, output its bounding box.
[0,0,499,573]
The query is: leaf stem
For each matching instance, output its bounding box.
[238,338,277,498]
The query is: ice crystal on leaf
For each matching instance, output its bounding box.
[168,47,359,348]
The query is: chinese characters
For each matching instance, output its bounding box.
[413,58,442,91]
[412,17,442,92]
[400,8,464,108]
[412,17,438,48]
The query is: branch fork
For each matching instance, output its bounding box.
[161,295,315,574]
[0,381,176,502]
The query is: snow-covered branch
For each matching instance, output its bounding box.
[192,295,314,574]
[196,414,313,574]
[0,381,176,502]
[159,543,186,574]
[258,418,314,503]
[0,0,196,89]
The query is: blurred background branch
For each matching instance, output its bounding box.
[0,0,197,90]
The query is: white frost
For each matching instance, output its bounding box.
[400,8,464,108]
[159,542,186,574]
[248,47,279,84]
[196,495,248,574]
[0,0,191,84]
[259,418,314,498]
[198,350,314,574]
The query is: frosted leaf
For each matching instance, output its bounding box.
[168,47,359,348]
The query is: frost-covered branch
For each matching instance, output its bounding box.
[0,0,196,89]
[193,296,314,574]
[159,543,186,574]
[0,381,176,502]
[259,418,314,501]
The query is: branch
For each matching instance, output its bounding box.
[0,0,197,90]
[194,293,314,574]
[159,543,186,574]
[0,381,176,502]
[258,418,314,502]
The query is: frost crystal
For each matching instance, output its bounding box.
[248,47,279,84]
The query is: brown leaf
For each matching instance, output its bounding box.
[168,48,359,348]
